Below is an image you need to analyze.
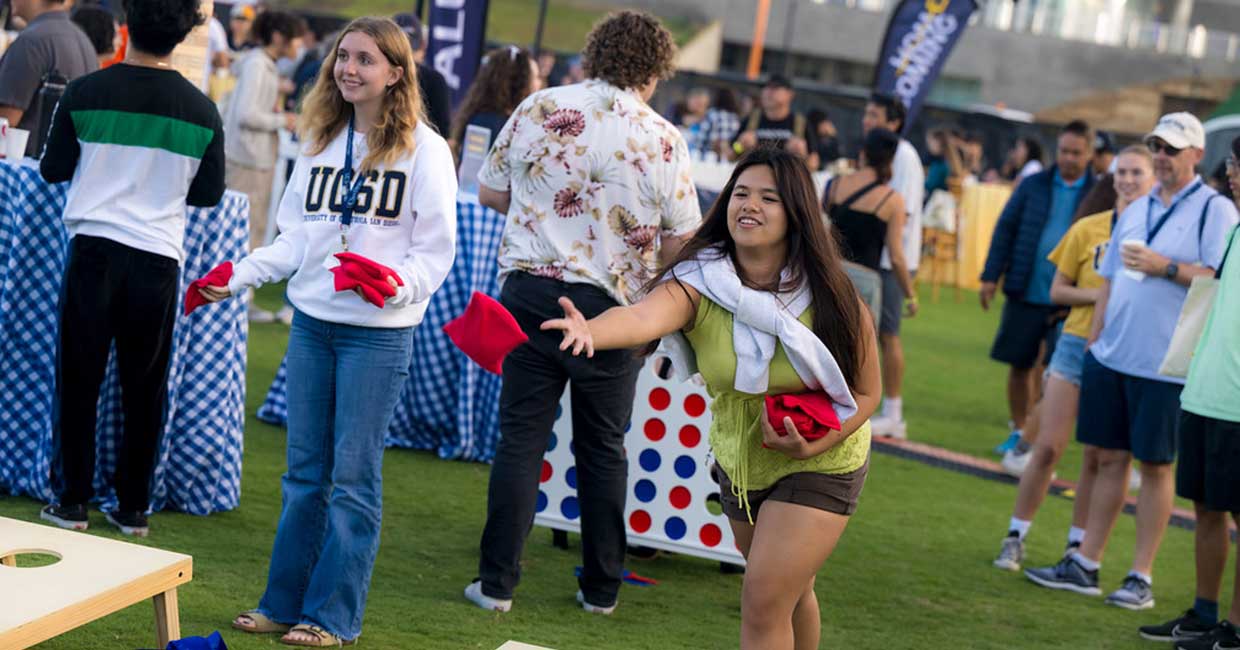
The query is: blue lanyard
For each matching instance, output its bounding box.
[340,114,368,231]
[1144,180,1202,246]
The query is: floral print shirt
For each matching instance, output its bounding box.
[478,79,702,304]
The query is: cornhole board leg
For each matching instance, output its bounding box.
[153,588,181,648]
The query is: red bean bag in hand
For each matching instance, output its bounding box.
[330,261,397,308]
[184,261,233,316]
[763,392,842,447]
[443,292,529,375]
[335,252,404,286]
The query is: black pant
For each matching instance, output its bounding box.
[56,235,179,512]
[479,272,641,607]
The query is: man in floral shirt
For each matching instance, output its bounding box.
[465,11,701,615]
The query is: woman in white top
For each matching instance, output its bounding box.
[203,16,457,646]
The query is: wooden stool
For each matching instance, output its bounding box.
[0,516,192,649]
[923,227,961,304]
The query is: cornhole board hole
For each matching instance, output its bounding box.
[496,643,555,650]
[0,516,192,649]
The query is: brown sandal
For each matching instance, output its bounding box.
[280,623,355,647]
[232,609,291,634]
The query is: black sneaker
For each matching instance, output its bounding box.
[1176,620,1240,650]
[1140,608,1213,642]
[1024,555,1101,596]
[1106,574,1155,610]
[40,503,88,531]
[105,510,149,537]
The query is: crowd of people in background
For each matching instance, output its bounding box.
[5,1,1240,649]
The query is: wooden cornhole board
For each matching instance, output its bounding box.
[0,516,192,649]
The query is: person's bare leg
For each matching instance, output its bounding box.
[1071,446,1101,530]
[1130,461,1175,577]
[739,502,849,650]
[1008,366,1034,430]
[1011,377,1078,521]
[1079,447,1133,564]
[791,577,820,650]
[1193,505,1228,604]
[880,333,904,401]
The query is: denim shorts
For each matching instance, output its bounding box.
[1046,333,1087,386]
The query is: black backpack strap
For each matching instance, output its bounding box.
[1198,194,1221,263]
[1217,225,1238,279]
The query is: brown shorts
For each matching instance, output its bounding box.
[713,459,869,520]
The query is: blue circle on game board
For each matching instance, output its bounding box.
[555,404,563,421]
[674,455,696,479]
[639,449,662,472]
[624,420,632,433]
[536,491,548,513]
[634,479,656,503]
[546,434,558,453]
[570,440,576,456]
[561,496,580,520]
[566,466,578,489]
[664,516,687,540]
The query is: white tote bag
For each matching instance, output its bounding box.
[1158,226,1237,378]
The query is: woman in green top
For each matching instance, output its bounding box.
[543,148,880,650]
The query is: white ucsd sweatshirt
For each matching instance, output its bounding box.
[229,121,458,328]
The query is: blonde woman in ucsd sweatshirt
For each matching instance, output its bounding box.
[200,16,456,646]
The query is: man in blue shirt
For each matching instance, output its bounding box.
[1024,112,1240,611]
[981,121,1096,454]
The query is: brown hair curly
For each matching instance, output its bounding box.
[581,11,677,91]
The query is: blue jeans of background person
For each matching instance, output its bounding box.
[257,310,413,641]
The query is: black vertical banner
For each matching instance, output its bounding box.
[872,0,979,133]
[427,0,490,110]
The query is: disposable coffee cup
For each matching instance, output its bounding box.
[1121,238,1147,281]
[4,127,30,161]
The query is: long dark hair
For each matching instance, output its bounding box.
[648,148,867,384]
[863,128,899,184]
[1074,172,1116,220]
[449,45,536,158]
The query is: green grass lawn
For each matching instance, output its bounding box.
[278,0,701,53]
[2,285,1222,649]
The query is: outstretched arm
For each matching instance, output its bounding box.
[541,280,700,357]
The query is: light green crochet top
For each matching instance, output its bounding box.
[683,297,871,518]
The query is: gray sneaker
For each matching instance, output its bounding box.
[993,534,1024,571]
[1106,574,1154,610]
[1024,555,1101,596]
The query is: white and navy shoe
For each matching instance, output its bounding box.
[1024,556,1101,596]
[40,503,88,531]
[1106,574,1154,610]
[576,590,616,615]
[464,581,512,612]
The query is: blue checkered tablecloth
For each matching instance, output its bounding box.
[258,198,507,462]
[0,159,249,514]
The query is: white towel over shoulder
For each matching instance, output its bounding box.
[657,248,858,421]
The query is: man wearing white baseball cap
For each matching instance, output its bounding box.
[1024,112,1239,611]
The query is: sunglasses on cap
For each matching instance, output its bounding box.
[1146,139,1183,157]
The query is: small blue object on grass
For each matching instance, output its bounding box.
[166,631,227,650]
[574,566,658,586]
[995,431,1022,455]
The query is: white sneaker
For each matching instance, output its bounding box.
[1002,447,1031,477]
[464,581,511,612]
[275,305,294,326]
[576,590,616,615]
[248,305,276,323]
[1129,468,1142,492]
[871,416,907,440]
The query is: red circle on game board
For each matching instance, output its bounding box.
[540,461,552,483]
[684,394,706,417]
[678,425,701,448]
[669,486,692,509]
[649,388,671,410]
[630,510,652,533]
[644,418,666,441]
[700,524,722,547]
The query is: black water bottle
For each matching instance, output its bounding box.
[32,70,68,158]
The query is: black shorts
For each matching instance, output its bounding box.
[1076,352,1182,464]
[990,299,1062,370]
[713,460,869,520]
[1176,410,1240,514]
